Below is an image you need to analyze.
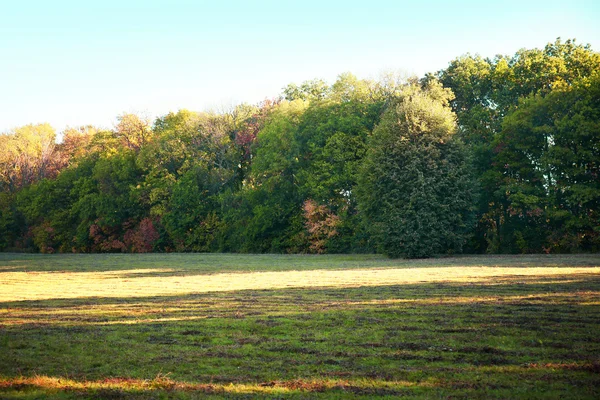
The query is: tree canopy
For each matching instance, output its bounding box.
[1,39,598,257]
[357,81,475,257]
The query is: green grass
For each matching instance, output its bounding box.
[0,253,599,399]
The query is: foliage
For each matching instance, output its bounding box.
[302,199,340,253]
[0,193,22,250]
[358,81,475,258]
[1,39,598,256]
[228,100,307,253]
[488,72,600,252]
[283,78,330,101]
[0,124,59,192]
[163,166,224,252]
[437,38,600,252]
[115,113,152,151]
[123,217,160,253]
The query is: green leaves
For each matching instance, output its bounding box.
[490,73,600,252]
[1,40,598,255]
[358,82,475,258]
[437,38,600,253]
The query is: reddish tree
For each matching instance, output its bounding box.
[89,223,126,252]
[303,199,340,254]
[123,218,160,253]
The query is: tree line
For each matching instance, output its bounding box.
[1,39,598,257]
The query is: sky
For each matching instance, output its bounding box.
[0,0,598,134]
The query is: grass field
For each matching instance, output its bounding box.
[0,253,599,399]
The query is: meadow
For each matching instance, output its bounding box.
[0,253,599,399]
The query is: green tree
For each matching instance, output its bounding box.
[357,81,475,258]
[490,72,600,252]
[136,110,236,246]
[163,166,223,251]
[437,38,600,252]
[220,100,308,253]
[66,151,144,252]
[294,77,385,252]
[0,193,22,250]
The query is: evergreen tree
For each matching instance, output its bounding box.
[357,81,475,258]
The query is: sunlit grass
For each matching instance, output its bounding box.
[1,254,599,398]
[2,261,599,302]
[0,375,439,397]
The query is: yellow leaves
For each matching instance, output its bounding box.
[494,57,511,77]
[2,123,55,156]
[392,82,457,139]
[115,113,151,151]
[273,99,309,121]
[0,123,58,190]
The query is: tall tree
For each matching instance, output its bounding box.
[489,72,600,252]
[437,38,600,252]
[220,100,308,253]
[58,125,99,166]
[294,75,385,252]
[283,79,330,101]
[357,80,475,258]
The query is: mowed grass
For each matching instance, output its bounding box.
[0,254,599,399]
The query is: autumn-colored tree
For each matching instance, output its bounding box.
[303,199,340,253]
[0,124,59,192]
[58,125,99,165]
[123,218,160,253]
[115,113,152,151]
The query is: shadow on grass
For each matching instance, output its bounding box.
[2,274,599,325]
[1,274,599,398]
[1,253,598,276]
[2,279,600,345]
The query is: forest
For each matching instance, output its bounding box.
[0,38,598,257]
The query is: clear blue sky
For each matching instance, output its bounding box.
[1,0,598,134]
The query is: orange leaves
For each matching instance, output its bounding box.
[303,199,340,254]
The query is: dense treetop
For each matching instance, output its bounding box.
[1,39,598,257]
